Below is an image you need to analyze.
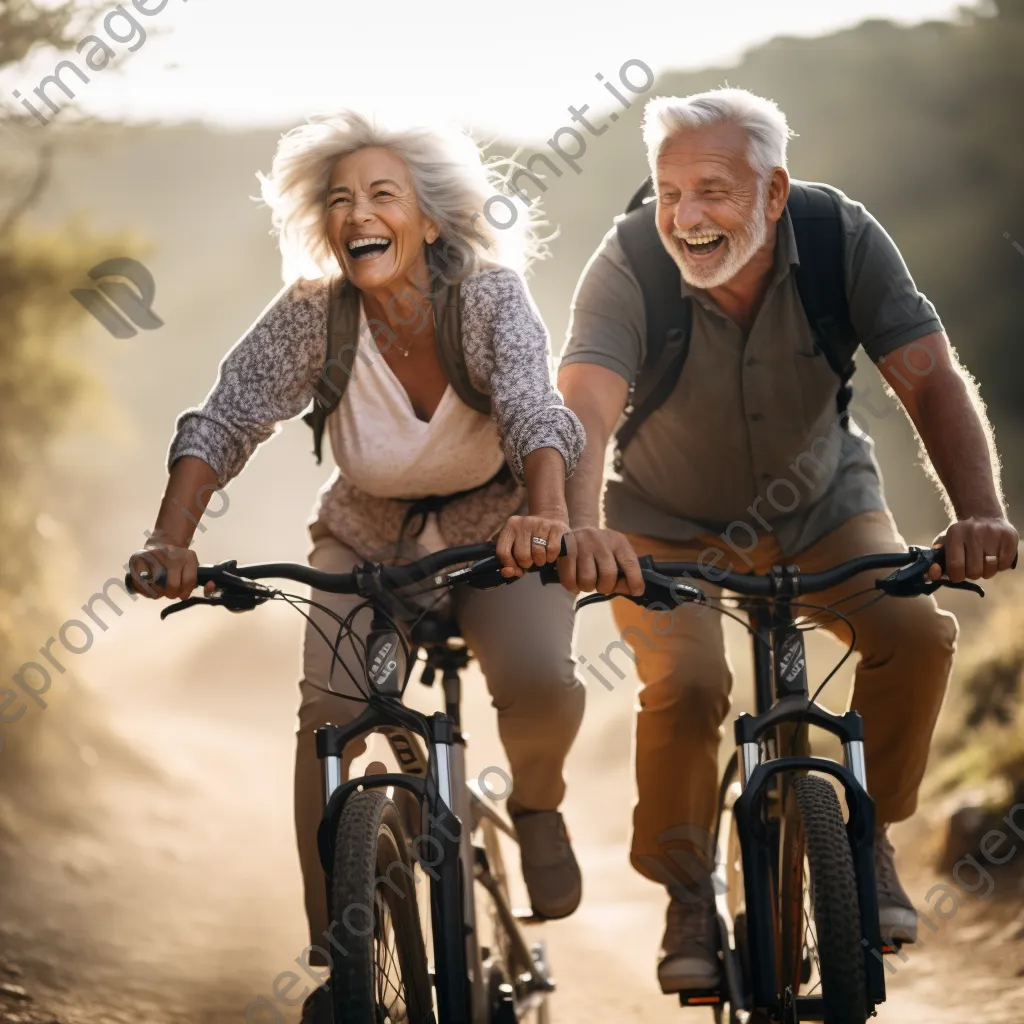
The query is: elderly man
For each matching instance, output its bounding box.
[557,88,1018,994]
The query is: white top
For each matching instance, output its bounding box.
[327,303,506,552]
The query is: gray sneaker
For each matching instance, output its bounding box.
[874,826,917,944]
[657,890,722,994]
[510,808,582,919]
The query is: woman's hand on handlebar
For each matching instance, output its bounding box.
[127,529,209,600]
[557,526,645,597]
[495,512,569,578]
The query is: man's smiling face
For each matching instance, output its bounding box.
[654,121,771,290]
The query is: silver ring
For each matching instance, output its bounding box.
[531,536,548,547]
[984,555,998,563]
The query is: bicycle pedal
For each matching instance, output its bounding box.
[677,989,722,1007]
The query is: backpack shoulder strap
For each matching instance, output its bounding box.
[302,276,361,465]
[613,193,693,469]
[788,181,859,422]
[434,279,491,416]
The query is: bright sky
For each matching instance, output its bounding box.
[5,0,967,137]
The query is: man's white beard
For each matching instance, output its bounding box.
[661,203,769,290]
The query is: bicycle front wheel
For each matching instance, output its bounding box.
[330,789,434,1024]
[784,774,867,1024]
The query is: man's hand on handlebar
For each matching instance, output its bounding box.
[927,516,1019,583]
[127,529,213,600]
[557,526,645,597]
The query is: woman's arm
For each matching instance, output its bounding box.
[168,278,329,486]
[460,267,585,480]
[494,447,571,577]
[462,267,585,574]
[130,279,329,599]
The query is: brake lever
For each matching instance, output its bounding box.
[877,547,986,598]
[158,585,271,619]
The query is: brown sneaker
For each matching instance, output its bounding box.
[874,826,917,944]
[657,890,722,993]
[510,808,582,919]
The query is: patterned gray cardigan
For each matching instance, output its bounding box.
[168,264,586,559]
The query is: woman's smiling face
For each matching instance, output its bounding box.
[326,146,438,292]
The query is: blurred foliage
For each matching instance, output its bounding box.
[929,590,1024,799]
[0,3,109,774]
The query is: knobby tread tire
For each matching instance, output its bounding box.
[793,774,867,1024]
[330,789,433,1024]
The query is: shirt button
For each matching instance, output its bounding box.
[761,472,772,482]
[750,413,764,422]
[746,357,758,367]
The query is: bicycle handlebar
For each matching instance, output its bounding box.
[125,541,562,601]
[649,547,939,597]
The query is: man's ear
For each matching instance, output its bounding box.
[765,168,790,222]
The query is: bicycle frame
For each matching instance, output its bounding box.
[728,568,887,1021]
[313,635,553,1024]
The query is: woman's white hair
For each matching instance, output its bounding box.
[642,88,794,183]
[258,110,542,283]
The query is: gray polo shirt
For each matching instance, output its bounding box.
[560,189,943,556]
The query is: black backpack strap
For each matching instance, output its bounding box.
[788,181,859,425]
[613,197,692,471]
[302,277,360,465]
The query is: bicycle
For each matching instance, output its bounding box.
[572,544,997,1024]
[126,543,559,1024]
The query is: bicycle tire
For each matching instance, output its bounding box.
[790,774,867,1023]
[330,789,434,1024]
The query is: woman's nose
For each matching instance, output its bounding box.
[348,194,374,222]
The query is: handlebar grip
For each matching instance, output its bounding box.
[125,565,167,595]
[932,546,1018,572]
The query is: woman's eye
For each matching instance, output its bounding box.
[374,190,394,199]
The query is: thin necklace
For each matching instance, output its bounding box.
[393,304,436,357]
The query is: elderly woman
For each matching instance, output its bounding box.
[129,112,586,1015]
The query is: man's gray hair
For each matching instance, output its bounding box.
[642,88,794,182]
[259,110,540,283]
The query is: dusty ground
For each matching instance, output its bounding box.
[2,591,1023,1024]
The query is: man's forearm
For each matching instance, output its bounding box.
[914,368,1004,520]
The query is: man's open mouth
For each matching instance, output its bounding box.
[681,232,726,256]
[347,236,392,260]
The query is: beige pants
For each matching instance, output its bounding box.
[294,526,583,949]
[612,509,959,890]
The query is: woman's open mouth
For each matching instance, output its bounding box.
[347,236,392,260]
[681,232,726,257]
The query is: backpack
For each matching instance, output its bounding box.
[611,178,859,473]
[302,269,491,464]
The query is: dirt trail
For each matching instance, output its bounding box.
[2,598,1022,1023]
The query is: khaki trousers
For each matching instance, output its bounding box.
[294,527,583,950]
[612,509,958,890]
